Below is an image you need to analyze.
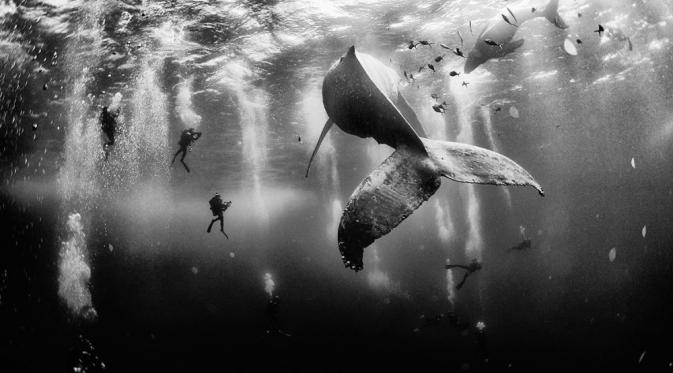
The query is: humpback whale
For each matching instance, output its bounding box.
[464,0,568,73]
[307,46,544,271]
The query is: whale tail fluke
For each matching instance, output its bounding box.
[544,0,568,29]
[338,148,440,271]
[337,139,544,271]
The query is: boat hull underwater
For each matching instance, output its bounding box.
[308,46,544,271]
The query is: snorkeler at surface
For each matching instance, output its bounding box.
[100,106,119,159]
[171,127,202,172]
[445,258,482,290]
[207,193,231,238]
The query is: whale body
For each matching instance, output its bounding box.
[465,0,568,73]
[307,46,544,271]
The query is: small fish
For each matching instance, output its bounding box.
[298,136,301,143]
[576,38,583,45]
[418,65,425,73]
[531,8,536,13]
[507,7,518,24]
[427,64,435,72]
[449,71,459,77]
[457,30,464,46]
[42,83,48,90]
[404,70,409,80]
[484,39,502,48]
[494,107,502,112]
[462,81,469,87]
[409,73,415,80]
[434,55,444,63]
[453,48,465,58]
[627,37,633,51]
[501,14,518,27]
[431,93,440,100]
[469,20,473,34]
[578,12,582,18]
[408,41,418,49]
[432,104,445,113]
[440,43,452,50]
[594,24,605,37]
[32,123,38,131]
[418,40,434,46]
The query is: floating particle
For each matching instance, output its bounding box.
[638,350,646,364]
[563,38,578,55]
[108,244,113,252]
[475,321,486,331]
[191,266,198,275]
[642,225,647,238]
[631,157,636,169]
[43,83,48,90]
[609,247,616,262]
[32,123,38,131]
[509,106,520,118]
[229,252,235,258]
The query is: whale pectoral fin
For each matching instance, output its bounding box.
[338,148,441,271]
[501,39,525,56]
[395,91,428,138]
[421,138,544,196]
[305,118,334,177]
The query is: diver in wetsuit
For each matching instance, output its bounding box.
[508,239,532,251]
[100,106,119,159]
[207,193,231,238]
[171,127,202,172]
[445,258,482,290]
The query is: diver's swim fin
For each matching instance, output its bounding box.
[305,118,334,177]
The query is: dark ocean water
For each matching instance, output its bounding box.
[1,0,673,371]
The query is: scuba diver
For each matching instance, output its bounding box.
[207,193,231,238]
[509,225,532,251]
[171,127,202,172]
[445,258,482,290]
[100,106,119,159]
[509,239,532,251]
[265,295,291,337]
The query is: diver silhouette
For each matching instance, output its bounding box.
[445,258,482,290]
[207,193,231,238]
[265,295,291,337]
[171,128,202,172]
[100,106,119,159]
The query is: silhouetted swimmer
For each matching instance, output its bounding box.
[509,239,532,251]
[445,258,482,289]
[207,193,231,238]
[265,295,291,337]
[100,106,119,159]
[171,127,202,172]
